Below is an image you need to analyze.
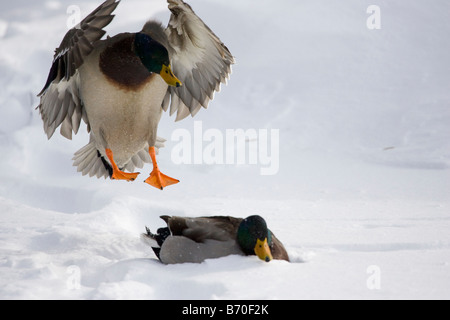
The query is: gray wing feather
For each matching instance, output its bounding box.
[163,216,242,243]
[164,0,235,121]
[37,0,120,140]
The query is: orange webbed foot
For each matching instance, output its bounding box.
[111,170,140,182]
[145,146,179,190]
[145,170,179,190]
[105,148,140,182]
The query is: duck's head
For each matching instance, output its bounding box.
[237,215,274,262]
[134,33,182,88]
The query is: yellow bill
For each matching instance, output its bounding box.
[160,64,182,87]
[254,238,273,262]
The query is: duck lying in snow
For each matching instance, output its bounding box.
[141,215,290,264]
[37,0,234,190]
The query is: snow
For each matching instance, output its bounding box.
[1,0,450,300]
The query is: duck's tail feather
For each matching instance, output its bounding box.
[141,228,160,247]
[72,137,166,179]
[141,226,171,261]
[72,140,112,179]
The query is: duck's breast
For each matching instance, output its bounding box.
[78,36,168,165]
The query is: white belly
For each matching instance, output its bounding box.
[79,52,168,166]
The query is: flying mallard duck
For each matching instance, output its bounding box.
[141,215,290,264]
[37,0,234,189]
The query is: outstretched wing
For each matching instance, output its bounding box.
[37,0,120,140]
[163,0,235,121]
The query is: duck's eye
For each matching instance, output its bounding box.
[166,70,169,74]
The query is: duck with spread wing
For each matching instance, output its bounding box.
[37,0,234,189]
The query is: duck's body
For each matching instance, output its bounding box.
[142,216,290,264]
[79,33,167,169]
[37,0,234,189]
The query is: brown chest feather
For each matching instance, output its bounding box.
[99,35,154,90]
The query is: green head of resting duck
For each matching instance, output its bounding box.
[237,215,274,262]
[134,32,182,88]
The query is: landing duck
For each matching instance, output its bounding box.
[142,215,290,264]
[37,0,234,189]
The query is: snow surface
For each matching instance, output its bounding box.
[1,0,450,300]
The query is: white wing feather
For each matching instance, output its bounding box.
[164,0,235,121]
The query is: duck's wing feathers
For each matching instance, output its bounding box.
[161,216,242,243]
[163,0,235,121]
[37,0,120,140]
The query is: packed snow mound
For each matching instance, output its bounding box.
[0,0,449,299]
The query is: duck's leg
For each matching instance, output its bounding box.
[145,146,179,190]
[105,148,140,181]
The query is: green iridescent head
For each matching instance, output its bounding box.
[237,215,273,262]
[134,32,181,87]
